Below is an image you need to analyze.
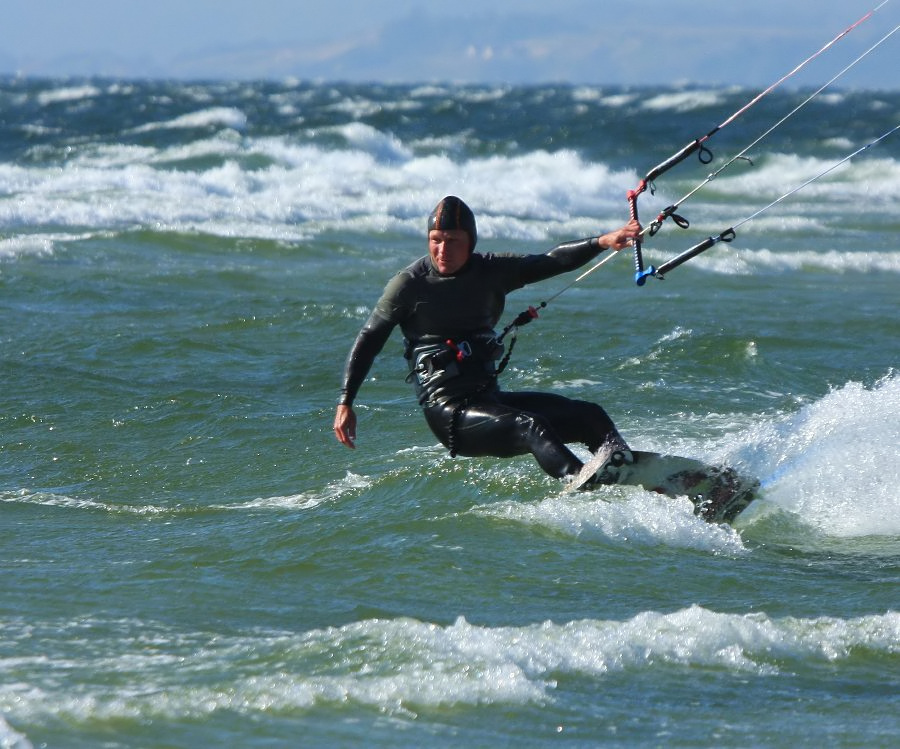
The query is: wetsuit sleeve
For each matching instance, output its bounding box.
[337,270,413,406]
[337,311,395,406]
[518,237,604,285]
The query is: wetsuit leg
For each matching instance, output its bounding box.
[422,391,628,479]
[496,391,628,454]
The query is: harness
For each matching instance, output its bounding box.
[405,335,506,456]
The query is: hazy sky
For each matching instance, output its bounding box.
[1,0,897,87]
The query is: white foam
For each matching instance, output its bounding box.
[641,90,725,112]
[36,84,101,106]
[2,478,380,515]
[0,489,168,516]
[130,107,248,133]
[648,245,900,277]
[517,374,900,540]
[333,122,413,163]
[454,87,512,104]
[5,115,896,247]
[2,135,640,243]
[226,472,373,510]
[0,235,55,260]
[0,715,32,749]
[619,326,696,366]
[705,153,900,202]
[599,92,641,107]
[474,488,747,555]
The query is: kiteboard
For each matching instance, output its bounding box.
[570,449,759,524]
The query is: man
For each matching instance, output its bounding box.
[333,195,641,487]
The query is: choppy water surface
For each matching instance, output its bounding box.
[1,75,898,747]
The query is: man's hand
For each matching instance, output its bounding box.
[333,404,357,449]
[599,218,642,252]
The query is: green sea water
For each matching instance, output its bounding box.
[1,77,899,748]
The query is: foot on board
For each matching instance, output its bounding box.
[576,448,634,490]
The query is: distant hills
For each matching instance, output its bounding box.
[2,5,894,89]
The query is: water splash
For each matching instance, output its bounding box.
[734,373,900,536]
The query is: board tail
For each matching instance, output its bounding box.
[691,467,760,523]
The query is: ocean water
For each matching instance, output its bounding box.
[1,72,898,748]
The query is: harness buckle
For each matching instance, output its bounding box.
[447,339,472,362]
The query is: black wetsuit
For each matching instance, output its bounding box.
[338,238,629,479]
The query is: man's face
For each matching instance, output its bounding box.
[428,229,471,275]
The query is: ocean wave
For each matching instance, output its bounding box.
[3,81,896,278]
[5,150,896,250]
[0,489,172,515]
[3,92,897,244]
[0,472,376,516]
[1,138,640,241]
[333,122,413,163]
[2,607,895,722]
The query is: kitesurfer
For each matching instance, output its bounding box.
[333,195,640,485]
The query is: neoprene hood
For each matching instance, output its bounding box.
[427,195,477,250]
